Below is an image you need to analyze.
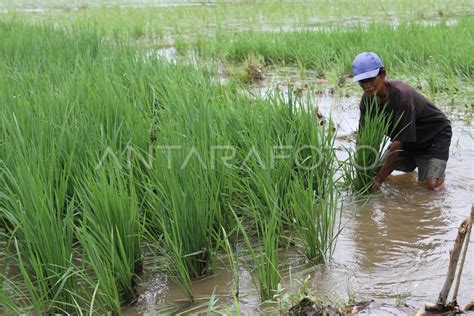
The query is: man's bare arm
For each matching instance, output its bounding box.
[374,140,402,187]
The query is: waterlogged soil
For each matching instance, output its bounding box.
[122,70,474,315]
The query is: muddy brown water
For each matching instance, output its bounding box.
[123,76,474,314]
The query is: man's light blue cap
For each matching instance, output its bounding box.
[352,52,384,82]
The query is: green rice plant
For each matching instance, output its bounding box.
[142,153,219,301]
[281,93,341,263]
[288,175,341,263]
[0,17,350,313]
[232,206,281,302]
[229,90,306,224]
[0,236,21,312]
[76,165,142,313]
[218,226,240,296]
[342,97,399,194]
[0,132,82,313]
[0,57,87,311]
[0,277,20,314]
[218,94,298,298]
[10,0,472,40]
[136,67,241,300]
[291,94,337,193]
[227,89,341,267]
[0,22,153,313]
[193,18,474,83]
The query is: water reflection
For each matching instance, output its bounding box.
[353,175,448,272]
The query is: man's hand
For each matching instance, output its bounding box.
[370,140,403,193]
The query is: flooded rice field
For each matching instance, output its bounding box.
[0,0,210,11]
[1,2,473,314]
[122,70,474,314]
[3,0,474,37]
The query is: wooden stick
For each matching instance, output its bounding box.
[437,207,473,305]
[451,206,473,303]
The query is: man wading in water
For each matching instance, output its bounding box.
[352,52,452,191]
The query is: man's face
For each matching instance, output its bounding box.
[358,74,385,96]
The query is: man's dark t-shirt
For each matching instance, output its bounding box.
[359,80,452,160]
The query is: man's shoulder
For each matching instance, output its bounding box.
[388,80,418,96]
[387,80,425,106]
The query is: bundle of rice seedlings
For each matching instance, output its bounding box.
[343,97,399,194]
